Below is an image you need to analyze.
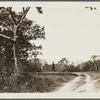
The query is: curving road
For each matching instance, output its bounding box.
[53,73,100,93]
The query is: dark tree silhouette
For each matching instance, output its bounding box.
[52,61,55,72]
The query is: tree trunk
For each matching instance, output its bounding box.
[12,8,30,76]
[13,44,18,75]
[13,25,18,76]
[96,64,98,71]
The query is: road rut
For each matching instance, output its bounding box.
[53,73,100,93]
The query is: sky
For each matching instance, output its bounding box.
[1,2,100,64]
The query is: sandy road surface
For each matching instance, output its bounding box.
[53,73,100,93]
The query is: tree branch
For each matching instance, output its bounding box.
[0,33,14,41]
[18,7,30,27]
[2,7,30,27]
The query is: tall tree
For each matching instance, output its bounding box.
[58,58,69,71]
[0,7,45,76]
[90,55,100,71]
[52,61,55,72]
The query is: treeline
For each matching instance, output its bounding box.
[25,57,100,73]
[23,57,79,72]
[77,60,100,72]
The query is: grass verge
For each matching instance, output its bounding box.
[0,72,76,93]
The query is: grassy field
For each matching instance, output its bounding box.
[0,72,77,93]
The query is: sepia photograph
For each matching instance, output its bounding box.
[0,1,100,98]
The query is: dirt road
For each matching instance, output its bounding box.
[54,73,100,93]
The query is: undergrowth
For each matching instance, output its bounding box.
[0,73,76,93]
